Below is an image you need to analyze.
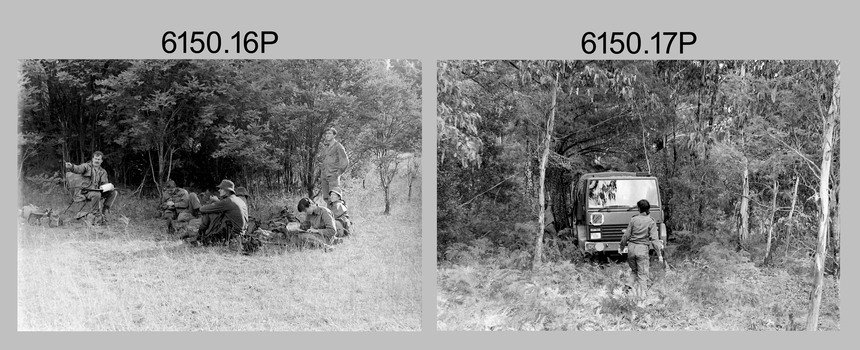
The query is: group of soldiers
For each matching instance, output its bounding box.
[159,178,352,249]
[62,127,353,252]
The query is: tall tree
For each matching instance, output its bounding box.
[96,60,216,195]
[807,61,839,331]
[358,63,421,214]
[533,72,559,267]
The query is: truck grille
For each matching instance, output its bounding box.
[596,224,627,241]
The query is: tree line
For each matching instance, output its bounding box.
[438,60,839,272]
[438,59,840,330]
[18,59,421,212]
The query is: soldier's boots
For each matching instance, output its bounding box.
[100,209,111,225]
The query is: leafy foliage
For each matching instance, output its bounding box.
[437,60,840,271]
[18,60,418,211]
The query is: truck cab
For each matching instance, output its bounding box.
[571,172,666,255]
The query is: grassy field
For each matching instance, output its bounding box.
[17,179,421,331]
[437,237,840,331]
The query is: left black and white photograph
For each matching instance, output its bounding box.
[16,59,422,331]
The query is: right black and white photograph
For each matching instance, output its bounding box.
[437,60,840,331]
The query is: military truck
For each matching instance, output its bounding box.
[570,172,667,255]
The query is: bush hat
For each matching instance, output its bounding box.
[216,180,236,193]
[329,188,343,199]
[236,186,251,198]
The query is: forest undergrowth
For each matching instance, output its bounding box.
[437,231,840,331]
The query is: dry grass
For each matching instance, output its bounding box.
[17,177,421,331]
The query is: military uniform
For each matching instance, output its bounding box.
[320,139,349,202]
[66,161,117,219]
[181,180,248,245]
[620,212,663,296]
[327,200,350,237]
[300,206,338,242]
[162,183,202,234]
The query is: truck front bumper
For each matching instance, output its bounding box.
[584,241,622,254]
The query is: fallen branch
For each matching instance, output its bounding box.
[459,174,517,208]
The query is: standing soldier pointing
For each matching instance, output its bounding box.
[319,126,349,203]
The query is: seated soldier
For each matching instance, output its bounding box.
[64,151,118,224]
[235,186,253,209]
[326,188,351,237]
[181,180,248,245]
[161,180,202,234]
[297,197,337,244]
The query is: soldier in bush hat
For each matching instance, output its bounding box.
[319,126,349,203]
[181,179,248,244]
[326,187,351,237]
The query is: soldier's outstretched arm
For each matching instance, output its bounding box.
[67,162,87,174]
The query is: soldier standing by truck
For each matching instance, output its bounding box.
[619,199,664,298]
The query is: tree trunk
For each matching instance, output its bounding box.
[376,152,396,215]
[407,157,417,200]
[807,61,839,331]
[785,176,799,258]
[638,114,651,173]
[148,151,163,202]
[383,185,391,214]
[740,162,750,246]
[165,147,174,184]
[763,179,778,266]
[533,72,559,269]
[828,179,840,277]
[157,141,166,188]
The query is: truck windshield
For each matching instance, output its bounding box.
[587,179,660,209]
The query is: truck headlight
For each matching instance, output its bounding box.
[590,230,601,240]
